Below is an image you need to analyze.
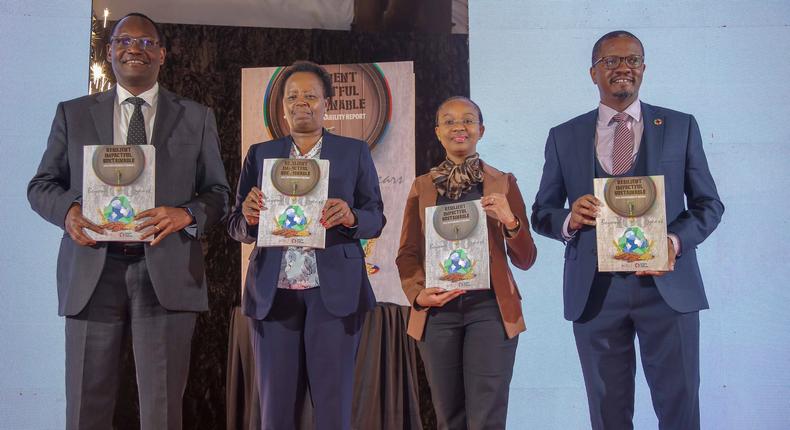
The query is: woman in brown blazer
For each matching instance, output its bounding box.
[396,96,537,429]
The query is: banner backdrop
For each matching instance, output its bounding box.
[241,61,415,305]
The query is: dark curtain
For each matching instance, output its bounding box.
[108,22,469,430]
[352,304,424,429]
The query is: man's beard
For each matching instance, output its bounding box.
[613,90,633,100]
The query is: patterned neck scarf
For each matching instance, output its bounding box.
[430,153,483,200]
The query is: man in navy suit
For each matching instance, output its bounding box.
[227,61,385,429]
[532,31,724,429]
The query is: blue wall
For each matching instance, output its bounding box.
[0,0,90,428]
[469,1,790,428]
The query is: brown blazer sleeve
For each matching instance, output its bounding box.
[501,173,537,271]
[396,179,426,307]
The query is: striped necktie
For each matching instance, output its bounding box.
[610,112,634,175]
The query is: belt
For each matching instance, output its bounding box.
[107,242,145,257]
[596,271,634,278]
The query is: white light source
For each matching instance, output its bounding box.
[90,62,110,94]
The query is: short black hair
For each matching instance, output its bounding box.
[110,12,165,45]
[280,61,334,98]
[591,30,644,65]
[435,96,484,125]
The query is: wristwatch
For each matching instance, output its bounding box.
[505,216,521,236]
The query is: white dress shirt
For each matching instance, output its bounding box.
[113,83,159,146]
[595,100,643,175]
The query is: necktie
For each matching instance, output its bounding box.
[610,112,634,175]
[126,97,147,145]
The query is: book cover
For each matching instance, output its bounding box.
[424,200,490,291]
[258,158,329,249]
[82,145,155,242]
[594,175,669,272]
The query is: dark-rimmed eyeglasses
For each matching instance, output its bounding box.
[438,119,481,128]
[110,36,160,51]
[593,55,644,70]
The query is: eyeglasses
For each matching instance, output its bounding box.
[111,36,160,50]
[438,119,481,128]
[593,55,644,70]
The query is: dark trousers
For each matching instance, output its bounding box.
[573,273,700,430]
[251,288,364,430]
[65,253,197,430]
[418,290,518,430]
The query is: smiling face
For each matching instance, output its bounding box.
[590,35,645,111]
[106,16,165,95]
[282,71,328,135]
[435,98,485,162]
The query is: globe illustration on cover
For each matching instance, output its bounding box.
[102,195,135,225]
[440,248,476,281]
[273,204,311,237]
[613,226,653,262]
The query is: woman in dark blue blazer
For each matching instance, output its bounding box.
[227,61,385,430]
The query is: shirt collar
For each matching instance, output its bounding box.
[290,135,323,159]
[116,82,159,108]
[597,98,642,126]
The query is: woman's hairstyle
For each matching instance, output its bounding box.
[435,96,484,125]
[280,60,335,98]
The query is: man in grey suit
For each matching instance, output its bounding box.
[27,13,229,430]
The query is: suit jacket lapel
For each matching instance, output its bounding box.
[318,132,341,198]
[419,175,437,227]
[480,162,501,255]
[277,137,291,158]
[641,102,665,175]
[575,109,597,194]
[151,87,183,150]
[481,161,504,195]
[319,131,340,162]
[89,88,115,146]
